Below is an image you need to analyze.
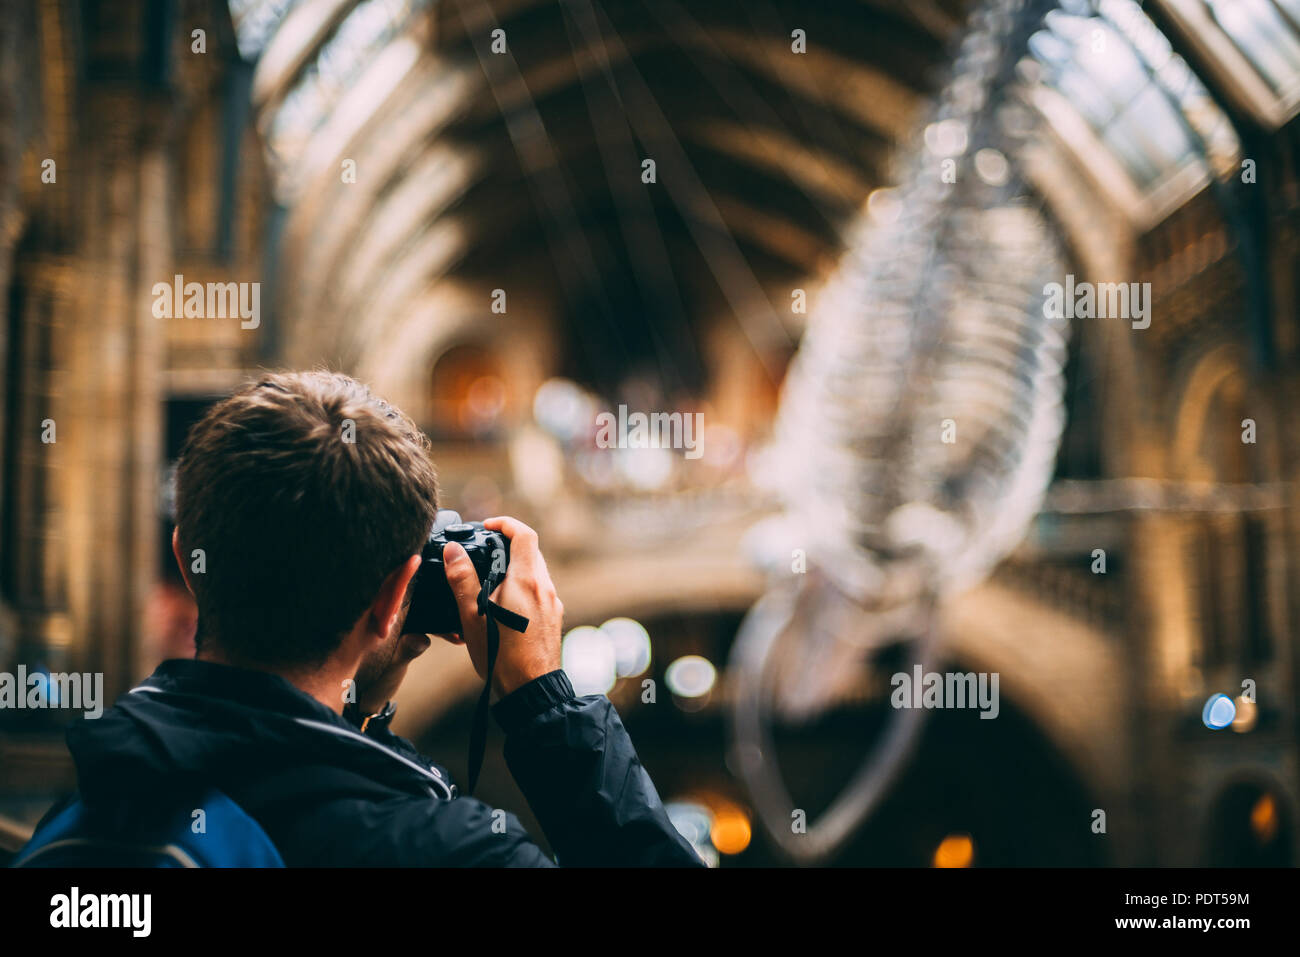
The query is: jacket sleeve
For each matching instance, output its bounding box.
[490,670,705,867]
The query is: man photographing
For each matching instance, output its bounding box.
[42,370,702,867]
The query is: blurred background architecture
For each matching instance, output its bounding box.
[1,0,1299,866]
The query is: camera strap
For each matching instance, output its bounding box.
[465,578,529,796]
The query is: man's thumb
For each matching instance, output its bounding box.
[443,542,480,610]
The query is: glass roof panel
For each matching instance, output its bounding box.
[265,0,429,166]
[1027,0,1240,198]
[1204,0,1300,94]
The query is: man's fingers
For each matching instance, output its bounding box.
[483,516,540,570]
[482,516,537,544]
[442,542,481,627]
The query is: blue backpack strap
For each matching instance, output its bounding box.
[176,790,285,867]
[13,789,284,868]
[14,798,203,867]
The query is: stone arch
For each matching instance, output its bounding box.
[1168,343,1286,684]
[1171,342,1278,484]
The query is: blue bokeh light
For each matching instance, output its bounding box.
[1202,693,1236,730]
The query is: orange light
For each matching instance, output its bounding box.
[1250,793,1278,844]
[933,833,974,868]
[1231,696,1258,733]
[710,807,752,856]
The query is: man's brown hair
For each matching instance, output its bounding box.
[174,370,439,668]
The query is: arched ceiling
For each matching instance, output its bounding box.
[229,0,1293,396]
[230,0,968,391]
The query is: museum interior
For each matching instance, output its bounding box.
[1,0,1299,866]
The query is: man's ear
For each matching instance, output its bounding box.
[367,554,423,641]
[172,527,196,596]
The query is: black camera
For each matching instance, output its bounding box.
[403,509,510,635]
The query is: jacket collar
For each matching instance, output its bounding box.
[137,658,342,725]
[125,658,454,800]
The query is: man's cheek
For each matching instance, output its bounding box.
[355,643,394,685]
[398,632,432,660]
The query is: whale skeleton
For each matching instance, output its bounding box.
[729,0,1071,864]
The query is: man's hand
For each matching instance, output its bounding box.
[443,516,564,697]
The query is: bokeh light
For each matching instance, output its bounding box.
[561,626,617,696]
[933,833,975,868]
[665,655,717,703]
[1250,793,1279,844]
[600,617,652,678]
[615,446,675,490]
[709,803,753,856]
[1203,693,1236,730]
[664,801,719,868]
[1231,695,1258,733]
[532,378,595,443]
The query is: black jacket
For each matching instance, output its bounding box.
[61,658,704,867]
